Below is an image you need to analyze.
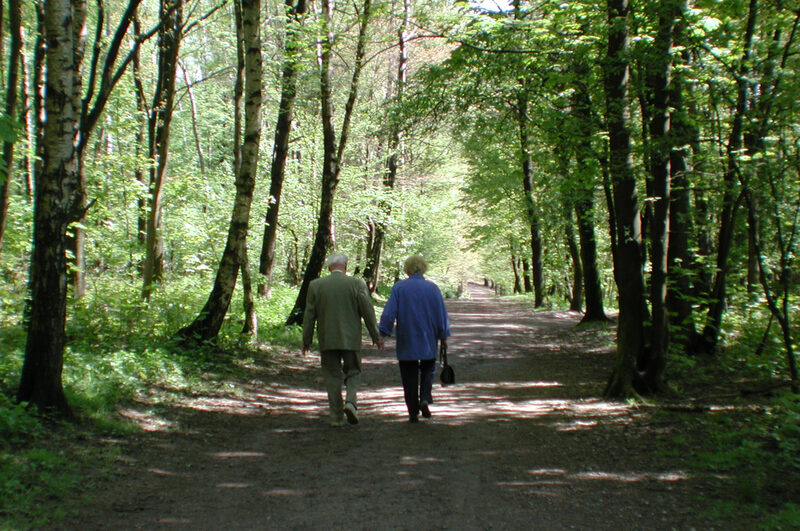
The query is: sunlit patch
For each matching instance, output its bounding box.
[147,468,179,476]
[552,419,598,431]
[527,468,567,476]
[466,381,562,390]
[119,407,177,432]
[217,483,252,489]
[264,489,304,496]
[210,451,265,459]
[399,456,443,465]
[570,470,690,482]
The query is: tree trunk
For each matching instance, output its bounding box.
[132,15,148,246]
[17,0,80,417]
[142,0,182,299]
[178,0,262,343]
[0,0,22,252]
[603,0,646,399]
[570,63,608,323]
[565,215,583,312]
[516,91,544,308]
[286,0,372,326]
[700,0,758,353]
[510,241,522,295]
[257,0,308,297]
[362,0,408,293]
[522,258,532,293]
[666,42,698,351]
[58,0,88,300]
[640,0,679,392]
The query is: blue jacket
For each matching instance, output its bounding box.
[379,274,451,361]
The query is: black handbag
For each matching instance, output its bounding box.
[439,341,455,386]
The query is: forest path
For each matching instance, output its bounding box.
[66,283,727,530]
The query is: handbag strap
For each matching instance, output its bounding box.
[439,341,448,366]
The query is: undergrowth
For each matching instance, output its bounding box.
[661,300,800,530]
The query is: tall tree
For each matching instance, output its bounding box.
[699,0,758,352]
[639,0,680,392]
[603,0,647,398]
[362,0,409,293]
[569,58,607,323]
[142,0,183,299]
[286,0,373,326]
[178,0,263,342]
[257,0,309,298]
[17,0,85,416]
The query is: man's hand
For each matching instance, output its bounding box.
[374,338,385,350]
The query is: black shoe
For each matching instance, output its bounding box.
[409,416,419,423]
[420,401,431,418]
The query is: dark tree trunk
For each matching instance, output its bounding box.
[570,63,608,323]
[640,0,679,392]
[132,15,148,246]
[666,41,698,351]
[143,0,182,298]
[257,0,308,297]
[603,0,647,399]
[510,241,523,295]
[286,0,372,326]
[700,0,758,353]
[0,0,22,251]
[516,91,544,307]
[178,0,262,343]
[17,0,80,417]
[522,258,533,293]
[565,216,583,312]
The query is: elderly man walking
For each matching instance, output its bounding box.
[302,254,383,426]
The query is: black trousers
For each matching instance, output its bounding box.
[398,358,436,418]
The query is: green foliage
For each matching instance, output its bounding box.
[0,446,80,528]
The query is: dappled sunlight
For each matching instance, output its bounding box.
[209,451,265,459]
[216,483,252,489]
[119,407,178,432]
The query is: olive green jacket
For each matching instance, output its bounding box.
[302,271,381,351]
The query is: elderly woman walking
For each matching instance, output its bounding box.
[379,256,451,423]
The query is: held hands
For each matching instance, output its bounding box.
[374,337,385,350]
[302,344,310,356]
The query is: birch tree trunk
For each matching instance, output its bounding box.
[17,0,80,416]
[178,0,262,343]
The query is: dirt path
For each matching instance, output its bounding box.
[65,283,735,530]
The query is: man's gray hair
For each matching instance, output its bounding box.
[403,255,428,275]
[326,254,348,268]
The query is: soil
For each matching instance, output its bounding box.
[61,283,752,530]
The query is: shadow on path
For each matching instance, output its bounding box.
[65,282,731,530]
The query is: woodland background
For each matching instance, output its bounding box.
[0,0,799,527]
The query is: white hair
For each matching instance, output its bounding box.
[326,254,348,268]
